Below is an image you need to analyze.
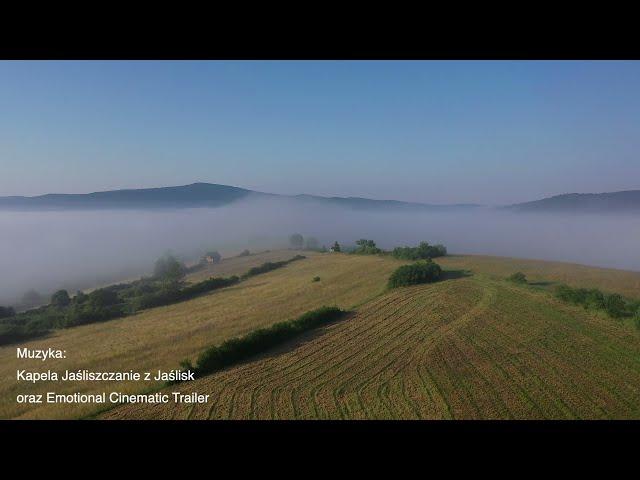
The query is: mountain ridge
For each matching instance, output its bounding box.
[0,182,482,212]
[0,182,638,213]
[508,190,640,213]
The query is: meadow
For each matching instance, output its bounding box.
[104,269,640,420]
[0,250,399,419]
[3,249,640,419]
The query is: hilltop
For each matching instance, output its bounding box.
[509,190,640,214]
[2,249,639,420]
[0,182,481,212]
[2,182,639,214]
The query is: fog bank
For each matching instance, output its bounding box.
[1,196,639,305]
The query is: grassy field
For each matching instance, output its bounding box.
[438,254,640,299]
[185,250,309,283]
[0,251,399,419]
[104,270,640,420]
[3,250,640,419]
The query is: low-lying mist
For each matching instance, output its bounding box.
[1,196,639,306]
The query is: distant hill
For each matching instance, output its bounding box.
[0,182,481,212]
[3,182,637,214]
[293,194,481,212]
[0,183,255,210]
[509,190,640,214]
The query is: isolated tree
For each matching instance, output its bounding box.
[51,289,71,307]
[154,254,186,282]
[332,241,341,252]
[289,233,304,249]
[305,237,320,251]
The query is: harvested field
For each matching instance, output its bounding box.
[185,250,316,283]
[0,251,399,419]
[438,255,640,299]
[103,273,640,420]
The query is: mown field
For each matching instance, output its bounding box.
[4,250,640,419]
[104,269,640,420]
[185,250,306,283]
[438,254,640,299]
[0,251,400,419]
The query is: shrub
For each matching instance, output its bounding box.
[554,284,635,320]
[388,260,442,288]
[241,255,306,279]
[604,294,626,319]
[0,323,48,345]
[391,242,446,260]
[131,276,239,311]
[238,249,251,257]
[153,254,186,281]
[0,306,15,319]
[312,276,321,282]
[507,272,527,284]
[51,289,71,307]
[353,239,382,255]
[192,306,346,377]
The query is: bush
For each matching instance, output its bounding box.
[192,306,345,377]
[131,276,239,311]
[51,289,71,307]
[153,254,186,281]
[0,323,48,345]
[241,255,306,279]
[554,284,635,320]
[507,272,527,284]
[312,276,321,282]
[388,260,442,288]
[353,239,382,255]
[238,249,251,257]
[604,294,626,319]
[391,242,446,260]
[0,306,15,319]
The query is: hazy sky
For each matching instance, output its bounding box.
[1,60,639,204]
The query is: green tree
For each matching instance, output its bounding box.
[388,260,442,288]
[154,254,186,282]
[331,241,341,252]
[0,306,15,319]
[289,233,304,249]
[51,289,71,307]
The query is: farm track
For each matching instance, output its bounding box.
[102,271,640,420]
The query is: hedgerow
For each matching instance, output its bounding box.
[186,306,346,378]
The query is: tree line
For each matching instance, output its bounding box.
[0,253,307,346]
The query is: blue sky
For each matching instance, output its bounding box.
[1,60,639,204]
